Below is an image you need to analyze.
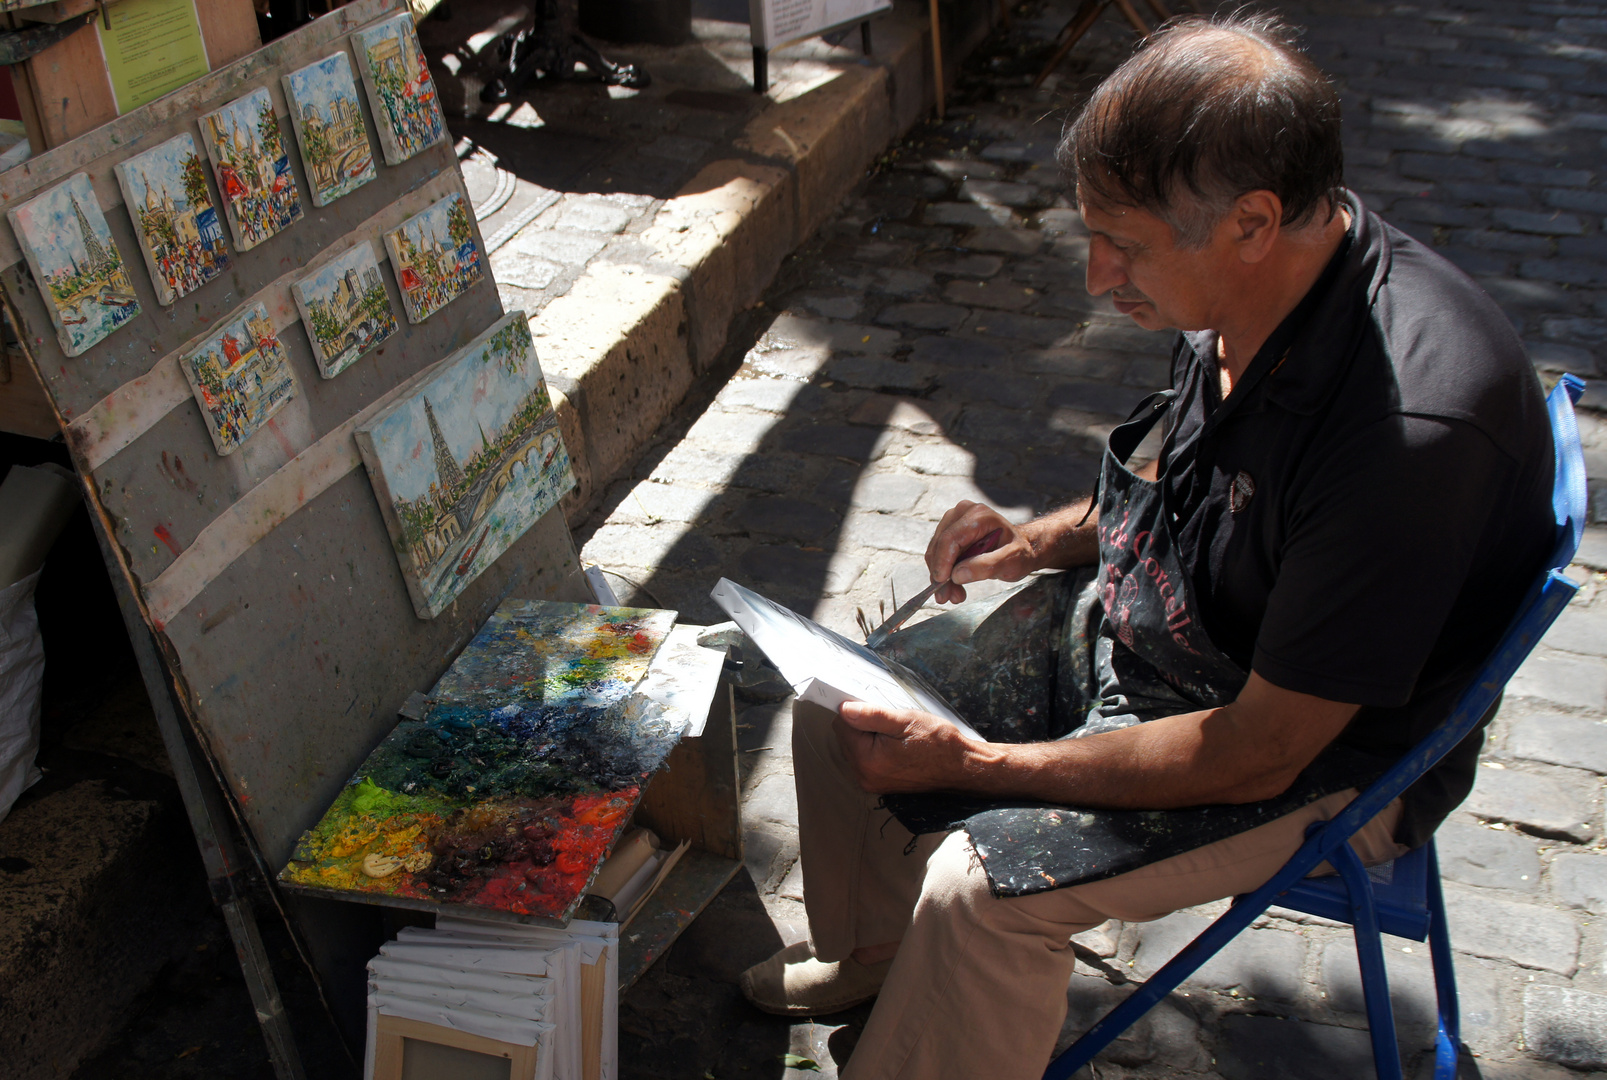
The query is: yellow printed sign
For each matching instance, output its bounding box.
[100,0,211,115]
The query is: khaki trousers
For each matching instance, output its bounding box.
[792,702,1408,1080]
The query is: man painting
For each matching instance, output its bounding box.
[738,14,1555,1079]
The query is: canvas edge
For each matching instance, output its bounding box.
[353,382,444,620]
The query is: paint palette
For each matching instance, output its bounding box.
[279,600,683,920]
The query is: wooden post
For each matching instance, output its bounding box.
[929,0,944,121]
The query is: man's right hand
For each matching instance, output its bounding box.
[924,502,1040,605]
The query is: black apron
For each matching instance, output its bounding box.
[882,391,1385,897]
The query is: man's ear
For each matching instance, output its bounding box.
[1233,190,1283,264]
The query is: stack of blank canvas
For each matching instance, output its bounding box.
[364,917,618,1080]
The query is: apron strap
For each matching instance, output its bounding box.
[1077,389,1177,526]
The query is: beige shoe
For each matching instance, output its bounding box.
[739,941,893,1016]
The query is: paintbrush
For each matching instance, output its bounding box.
[863,529,1003,649]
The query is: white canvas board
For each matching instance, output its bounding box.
[369,976,552,1021]
[368,955,557,1004]
[635,623,726,738]
[395,927,581,1080]
[710,577,983,741]
[437,915,619,1080]
[378,937,562,977]
[370,990,553,1045]
[748,0,892,48]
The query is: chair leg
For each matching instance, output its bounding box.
[1030,0,1107,89]
[1333,843,1404,1080]
[1046,895,1265,1079]
[1111,0,1151,36]
[1424,841,1463,1079]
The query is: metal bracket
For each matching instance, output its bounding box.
[0,10,94,66]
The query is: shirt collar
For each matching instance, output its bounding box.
[1180,190,1387,419]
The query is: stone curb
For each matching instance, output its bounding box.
[535,3,972,524]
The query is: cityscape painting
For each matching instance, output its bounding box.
[114,133,230,306]
[8,172,141,357]
[198,87,304,251]
[351,13,446,167]
[355,311,575,619]
[179,302,298,455]
[382,193,482,323]
[290,240,397,378]
[282,52,376,208]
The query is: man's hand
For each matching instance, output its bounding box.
[834,700,992,793]
[925,499,1104,604]
[925,502,1040,605]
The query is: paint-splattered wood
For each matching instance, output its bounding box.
[617,848,744,990]
[0,0,590,891]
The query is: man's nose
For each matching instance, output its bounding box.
[1084,235,1125,297]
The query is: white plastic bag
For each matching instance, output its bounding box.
[0,568,45,824]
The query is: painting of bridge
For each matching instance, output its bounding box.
[8,172,141,357]
[355,310,575,619]
[291,240,397,378]
[282,52,376,208]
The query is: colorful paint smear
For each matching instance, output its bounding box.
[355,310,574,619]
[179,301,298,455]
[279,601,681,919]
[291,240,397,378]
[383,193,483,324]
[7,172,141,357]
[282,52,377,208]
[351,13,446,167]
[114,133,230,306]
[198,87,304,251]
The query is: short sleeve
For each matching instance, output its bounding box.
[1250,415,1510,706]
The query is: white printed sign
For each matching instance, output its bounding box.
[749,0,893,49]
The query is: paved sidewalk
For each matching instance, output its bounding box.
[584,1,1607,1077]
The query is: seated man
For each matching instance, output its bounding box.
[737,13,1556,1080]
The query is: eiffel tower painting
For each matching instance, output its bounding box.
[7,172,142,357]
[355,311,576,619]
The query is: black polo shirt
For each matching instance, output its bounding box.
[1160,192,1555,848]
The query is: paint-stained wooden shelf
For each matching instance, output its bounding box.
[618,847,743,990]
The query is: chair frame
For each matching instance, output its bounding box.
[1046,374,1589,1080]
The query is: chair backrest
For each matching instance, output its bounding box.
[1304,374,1588,861]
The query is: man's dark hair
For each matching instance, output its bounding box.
[1060,12,1344,247]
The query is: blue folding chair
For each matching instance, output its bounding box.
[1046,373,1589,1080]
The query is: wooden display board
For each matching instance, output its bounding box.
[0,2,745,1069]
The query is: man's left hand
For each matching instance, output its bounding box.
[834,700,985,793]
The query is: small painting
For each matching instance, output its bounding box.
[114,133,230,306]
[179,302,298,455]
[355,311,575,619]
[278,600,681,920]
[382,193,483,324]
[197,87,304,251]
[351,13,446,167]
[291,241,398,379]
[7,173,141,357]
[282,52,376,208]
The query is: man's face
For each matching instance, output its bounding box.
[1079,191,1233,332]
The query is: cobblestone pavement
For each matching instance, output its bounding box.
[582,2,1607,1077]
